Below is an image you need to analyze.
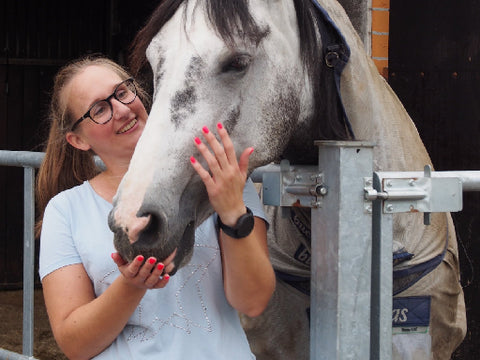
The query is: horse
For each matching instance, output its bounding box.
[108,0,466,358]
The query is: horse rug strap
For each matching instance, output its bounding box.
[311,0,355,139]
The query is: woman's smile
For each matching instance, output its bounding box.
[117,118,138,134]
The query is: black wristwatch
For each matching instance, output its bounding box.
[218,207,254,239]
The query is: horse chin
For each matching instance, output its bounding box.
[170,219,196,275]
[110,214,195,276]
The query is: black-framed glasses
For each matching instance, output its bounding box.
[71,78,137,131]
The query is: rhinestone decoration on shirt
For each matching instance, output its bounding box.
[111,242,220,342]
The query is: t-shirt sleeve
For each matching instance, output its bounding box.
[38,195,82,280]
[243,178,268,226]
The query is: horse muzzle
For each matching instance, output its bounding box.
[108,206,195,276]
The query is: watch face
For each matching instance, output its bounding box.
[236,211,255,238]
[218,207,255,239]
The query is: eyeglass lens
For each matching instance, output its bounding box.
[90,79,137,124]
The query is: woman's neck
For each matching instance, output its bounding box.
[90,168,127,203]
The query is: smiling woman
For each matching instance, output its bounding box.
[35,56,152,233]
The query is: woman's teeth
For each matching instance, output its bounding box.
[118,119,137,134]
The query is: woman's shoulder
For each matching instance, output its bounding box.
[47,181,94,208]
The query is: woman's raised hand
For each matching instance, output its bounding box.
[190,123,254,225]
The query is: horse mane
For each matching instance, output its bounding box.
[128,0,349,147]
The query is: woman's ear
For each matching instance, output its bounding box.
[65,132,91,151]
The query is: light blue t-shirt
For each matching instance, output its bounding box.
[39,179,265,359]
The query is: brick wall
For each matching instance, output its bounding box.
[371,0,390,78]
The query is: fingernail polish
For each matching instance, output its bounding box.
[164,274,170,280]
[148,258,156,265]
[137,255,144,262]
[194,137,201,145]
[217,122,223,130]
[249,147,254,155]
[190,156,196,164]
[157,263,165,271]
[202,126,209,134]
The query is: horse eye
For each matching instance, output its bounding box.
[221,54,252,73]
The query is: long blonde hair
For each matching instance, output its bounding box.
[35,55,150,238]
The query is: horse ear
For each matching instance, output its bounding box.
[65,131,91,151]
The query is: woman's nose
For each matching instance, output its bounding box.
[111,99,131,119]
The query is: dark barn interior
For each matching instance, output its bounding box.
[1,0,479,358]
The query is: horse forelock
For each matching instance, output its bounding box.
[132,0,350,150]
[130,0,267,80]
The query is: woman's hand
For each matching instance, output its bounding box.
[190,123,254,226]
[111,250,176,289]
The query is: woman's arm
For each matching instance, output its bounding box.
[42,252,173,360]
[219,215,275,317]
[190,124,275,317]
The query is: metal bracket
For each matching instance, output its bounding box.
[364,165,463,224]
[262,160,325,208]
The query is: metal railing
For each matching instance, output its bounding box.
[2,147,480,359]
[0,150,105,360]
[0,151,44,360]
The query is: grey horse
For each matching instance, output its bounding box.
[109,0,466,358]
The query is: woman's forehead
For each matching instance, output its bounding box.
[67,66,123,108]
[71,65,122,97]
[74,65,123,90]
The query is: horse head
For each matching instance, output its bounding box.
[108,0,350,272]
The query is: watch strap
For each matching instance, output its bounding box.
[218,207,254,239]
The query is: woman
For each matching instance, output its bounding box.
[36,55,275,360]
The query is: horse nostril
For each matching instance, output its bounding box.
[135,210,167,248]
[140,213,160,240]
[126,215,152,244]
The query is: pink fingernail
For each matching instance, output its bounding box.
[164,274,170,280]
[157,263,165,271]
[136,255,144,262]
[190,156,196,164]
[148,258,156,265]
[249,147,254,155]
[194,137,201,145]
[202,126,209,134]
[217,122,223,130]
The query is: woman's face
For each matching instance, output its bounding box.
[65,65,148,165]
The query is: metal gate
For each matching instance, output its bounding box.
[1,144,480,359]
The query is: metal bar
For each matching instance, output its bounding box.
[370,173,393,360]
[22,167,35,357]
[251,163,292,183]
[0,348,38,360]
[376,170,480,192]
[253,166,480,193]
[310,141,375,359]
[0,150,105,170]
[0,151,44,168]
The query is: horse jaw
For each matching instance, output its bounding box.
[109,0,311,272]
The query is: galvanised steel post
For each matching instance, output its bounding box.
[311,141,375,360]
